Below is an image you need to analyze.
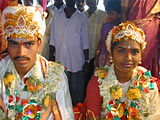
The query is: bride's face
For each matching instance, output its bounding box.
[111,40,142,73]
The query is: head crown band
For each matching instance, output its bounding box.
[2,5,46,40]
[106,21,146,52]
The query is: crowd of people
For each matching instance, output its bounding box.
[0,0,160,119]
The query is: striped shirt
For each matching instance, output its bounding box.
[85,9,106,60]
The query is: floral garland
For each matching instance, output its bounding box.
[95,64,157,120]
[2,59,64,119]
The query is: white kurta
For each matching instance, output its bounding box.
[0,55,74,120]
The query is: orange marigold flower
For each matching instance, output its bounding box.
[128,107,141,120]
[96,70,108,79]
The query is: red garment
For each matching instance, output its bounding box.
[85,74,160,119]
[0,0,18,11]
[128,0,157,20]
[140,17,160,79]
[85,76,102,117]
[0,0,9,11]
[155,77,160,92]
[42,0,47,11]
[128,0,160,78]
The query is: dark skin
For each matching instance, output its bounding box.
[76,0,85,12]
[87,40,142,120]
[24,0,33,6]
[112,40,142,83]
[120,0,129,22]
[64,7,76,18]
[7,38,41,78]
[64,0,76,18]
[86,0,98,17]
[49,45,55,61]
[54,0,64,9]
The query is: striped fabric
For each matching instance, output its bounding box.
[85,9,106,60]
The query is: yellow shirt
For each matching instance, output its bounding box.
[85,9,106,60]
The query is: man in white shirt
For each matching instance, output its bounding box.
[49,0,89,106]
[39,0,66,59]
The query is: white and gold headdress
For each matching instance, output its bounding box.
[106,21,146,52]
[2,5,46,40]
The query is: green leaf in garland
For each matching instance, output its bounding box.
[35,113,41,119]
[15,105,23,113]
[14,90,18,96]
[124,110,128,116]
[23,85,28,91]
[107,104,111,111]
[115,99,121,103]
[64,71,68,74]
[130,101,137,108]
[6,89,10,96]
[113,116,120,120]
[8,105,14,110]
[55,61,61,64]
[22,116,30,120]
[29,99,37,104]
[144,71,151,78]
[138,85,143,90]
[149,83,154,90]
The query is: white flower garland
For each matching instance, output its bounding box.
[97,64,153,119]
[2,55,64,119]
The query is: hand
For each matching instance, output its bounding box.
[83,61,89,73]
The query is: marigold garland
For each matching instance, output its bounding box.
[96,65,155,120]
[3,72,15,87]
[2,58,64,119]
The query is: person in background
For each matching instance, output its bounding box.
[24,0,33,6]
[76,0,85,12]
[49,0,89,106]
[39,0,65,59]
[85,21,160,120]
[0,0,19,10]
[46,0,65,17]
[84,0,106,91]
[0,5,74,119]
[121,0,160,79]
[94,0,121,67]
